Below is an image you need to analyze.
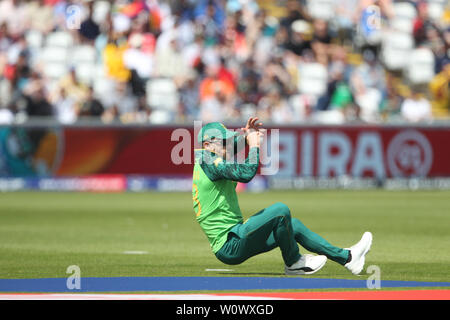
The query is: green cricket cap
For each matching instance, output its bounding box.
[198,122,238,144]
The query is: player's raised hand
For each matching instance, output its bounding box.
[241,117,263,134]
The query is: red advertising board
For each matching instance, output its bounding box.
[53,126,450,179]
[1,125,448,178]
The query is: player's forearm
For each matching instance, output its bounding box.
[211,147,259,183]
[234,147,260,183]
[245,146,259,166]
[232,147,259,183]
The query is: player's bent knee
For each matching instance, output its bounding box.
[273,202,291,218]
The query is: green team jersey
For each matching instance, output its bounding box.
[192,147,260,253]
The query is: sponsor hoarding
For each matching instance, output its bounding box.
[1,125,449,179]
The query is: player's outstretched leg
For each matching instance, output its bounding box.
[291,218,351,265]
[291,218,373,275]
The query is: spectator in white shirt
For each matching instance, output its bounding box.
[400,91,432,123]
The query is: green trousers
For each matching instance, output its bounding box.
[215,202,350,267]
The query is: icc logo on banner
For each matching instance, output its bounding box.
[387,130,433,178]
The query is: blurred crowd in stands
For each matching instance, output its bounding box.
[0,0,448,125]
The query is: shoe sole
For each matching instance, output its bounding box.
[285,257,327,275]
[303,257,327,275]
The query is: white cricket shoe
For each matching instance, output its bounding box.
[285,254,327,275]
[344,232,373,275]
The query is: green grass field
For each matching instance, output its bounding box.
[0,190,449,287]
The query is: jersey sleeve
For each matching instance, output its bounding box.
[234,134,247,154]
[201,147,260,183]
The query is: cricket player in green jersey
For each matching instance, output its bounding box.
[192,118,373,275]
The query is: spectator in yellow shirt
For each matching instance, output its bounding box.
[429,64,450,118]
[103,36,131,82]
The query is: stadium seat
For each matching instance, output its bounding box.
[93,0,111,24]
[391,18,414,33]
[75,63,96,85]
[25,30,44,67]
[70,46,97,65]
[311,109,345,124]
[298,63,328,96]
[93,77,115,97]
[380,31,414,70]
[45,31,74,48]
[391,2,417,33]
[25,30,43,48]
[406,48,435,84]
[393,2,417,20]
[42,62,68,80]
[427,0,446,21]
[306,0,335,21]
[146,78,179,111]
[39,46,69,64]
[149,109,173,124]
